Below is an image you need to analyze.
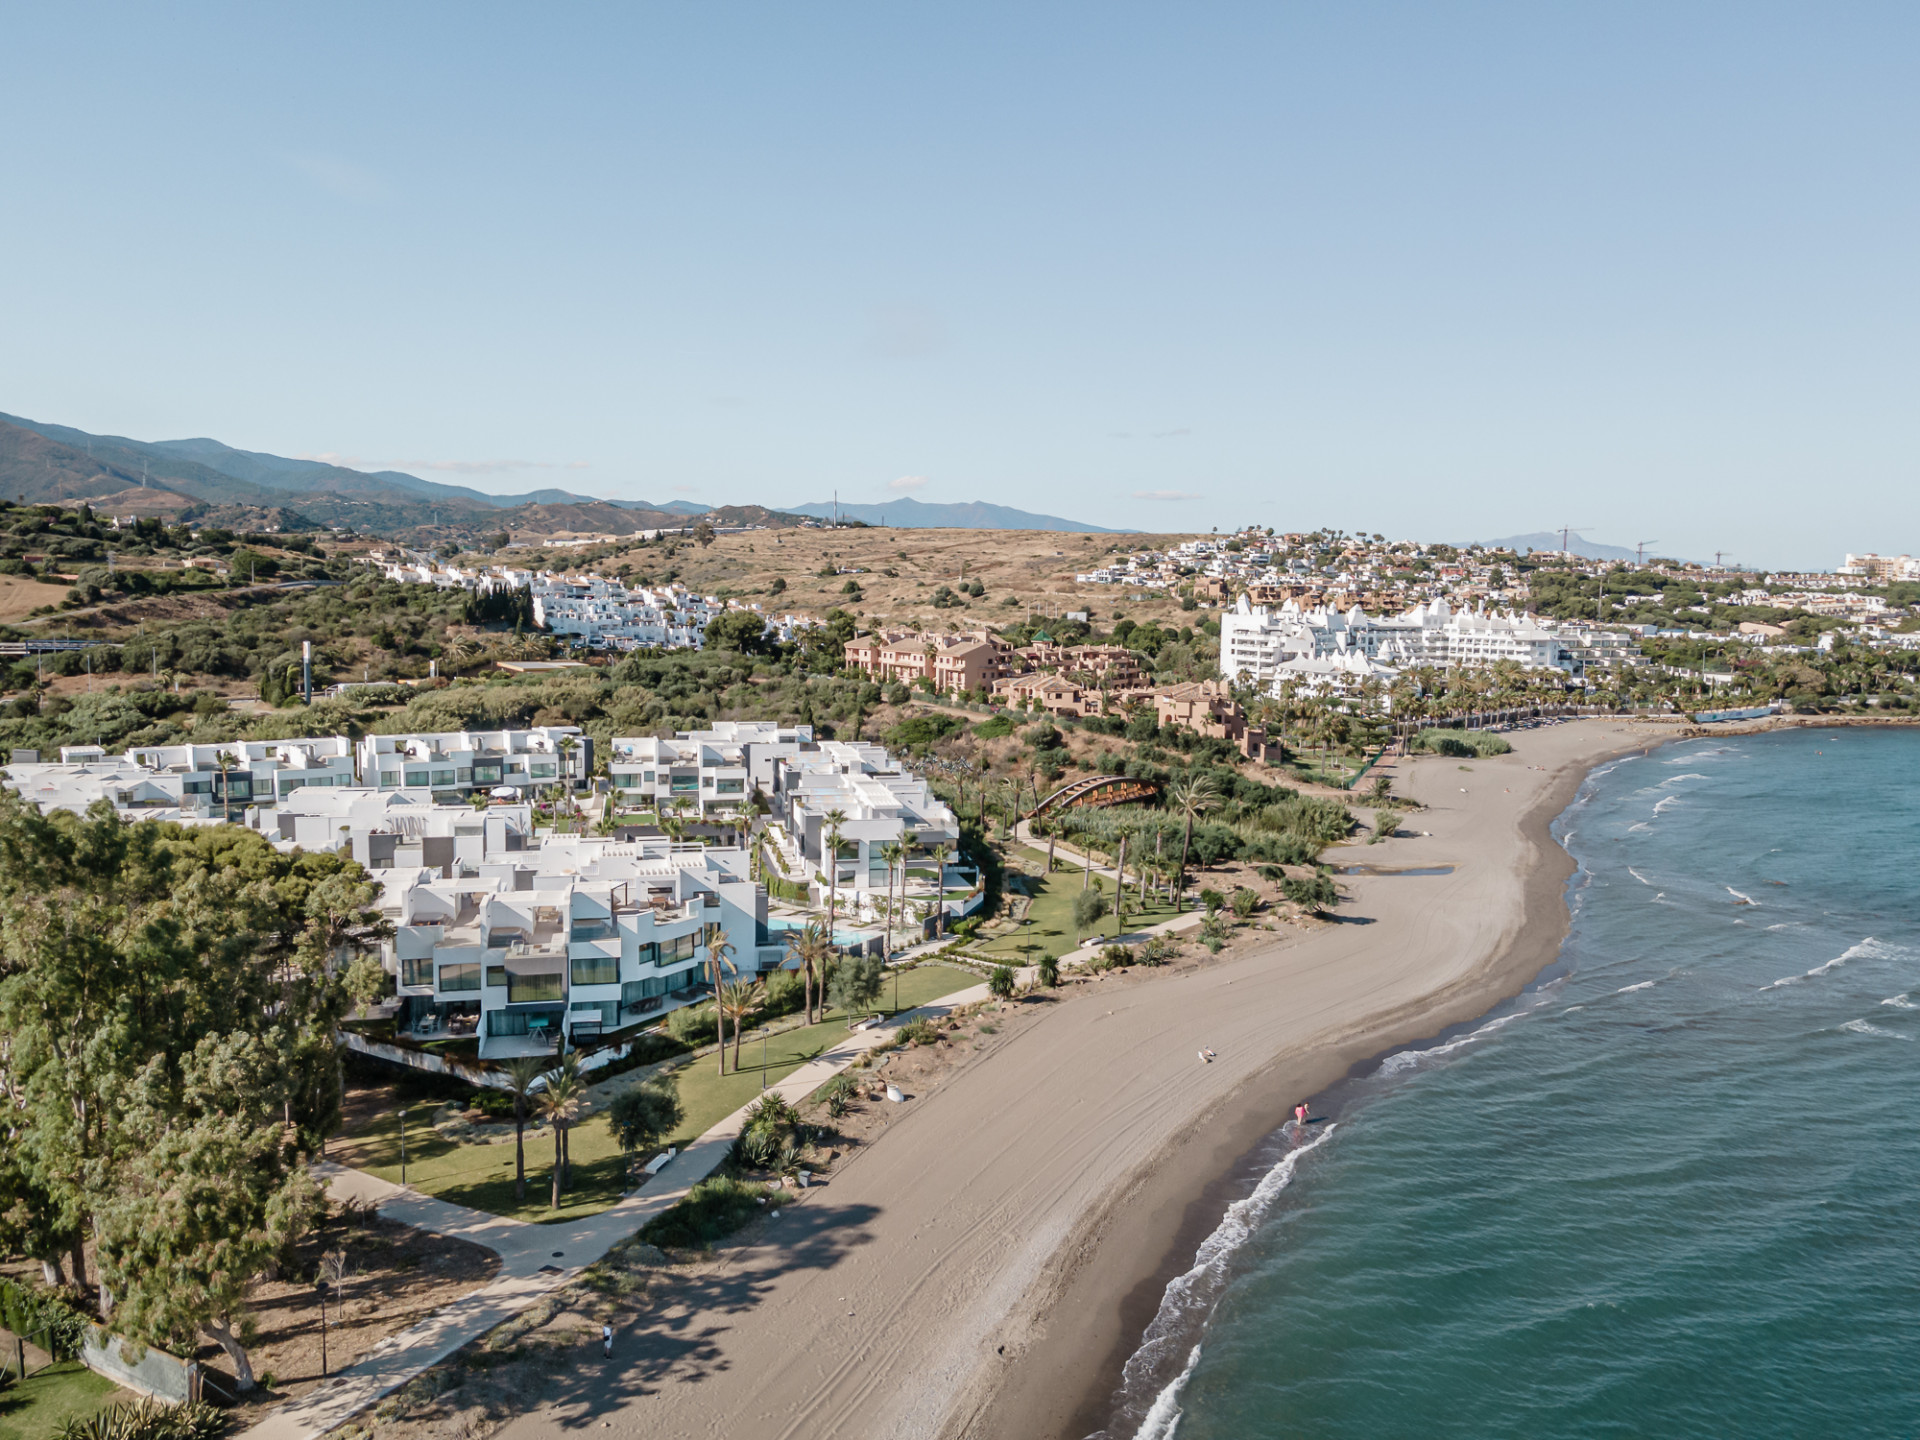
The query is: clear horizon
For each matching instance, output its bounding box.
[3,4,1917,569]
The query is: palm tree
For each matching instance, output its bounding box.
[215,747,241,823]
[556,734,579,787]
[1166,773,1221,909]
[703,922,737,1074]
[823,807,849,942]
[880,840,906,962]
[717,977,764,1071]
[538,1059,584,1208]
[784,917,832,1026]
[503,1056,544,1204]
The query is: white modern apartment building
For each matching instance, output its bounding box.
[379,832,782,1056]
[765,739,960,895]
[1220,594,1573,688]
[257,786,534,871]
[358,727,591,801]
[534,578,722,649]
[608,721,813,815]
[5,737,357,819]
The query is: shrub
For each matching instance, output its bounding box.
[640,1176,778,1249]
[1139,934,1178,966]
[973,714,1015,740]
[899,1017,941,1046]
[1282,874,1338,914]
[667,1003,720,1047]
[988,965,1016,999]
[1231,887,1259,918]
[1092,943,1133,971]
[55,1400,227,1440]
[1200,888,1226,914]
[0,1277,87,1358]
[888,713,963,749]
[1036,953,1060,988]
[815,1072,858,1117]
[1413,729,1512,758]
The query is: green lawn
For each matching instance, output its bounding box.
[332,963,978,1224]
[0,1361,121,1439]
[975,869,1187,963]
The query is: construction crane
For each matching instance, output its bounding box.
[1636,540,1659,567]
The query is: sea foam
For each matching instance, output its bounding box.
[1379,1012,1524,1075]
[1842,1019,1912,1041]
[1110,1124,1339,1440]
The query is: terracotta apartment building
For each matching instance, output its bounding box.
[843,630,1015,696]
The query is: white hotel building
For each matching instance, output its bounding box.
[1220,594,1574,691]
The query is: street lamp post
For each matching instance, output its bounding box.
[399,1107,408,1188]
[315,1280,330,1378]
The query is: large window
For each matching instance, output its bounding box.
[715,778,744,795]
[571,919,616,942]
[438,962,481,993]
[530,762,558,780]
[486,965,507,988]
[379,771,401,790]
[401,957,433,988]
[487,1007,560,1037]
[635,942,659,967]
[662,931,699,963]
[507,971,564,1004]
[571,953,618,986]
[404,768,430,787]
[431,768,455,787]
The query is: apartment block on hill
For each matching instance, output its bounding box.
[609,721,813,815]
[358,727,591,801]
[843,630,1014,696]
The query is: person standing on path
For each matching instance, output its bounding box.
[602,1323,613,1359]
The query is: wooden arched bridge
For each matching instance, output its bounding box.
[1027,773,1160,819]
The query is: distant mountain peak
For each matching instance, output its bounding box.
[786,496,1131,533]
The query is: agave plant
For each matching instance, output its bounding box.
[55,1400,226,1440]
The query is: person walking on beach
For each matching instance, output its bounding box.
[602,1323,613,1359]
[1294,1102,1309,1127]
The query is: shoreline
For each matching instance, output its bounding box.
[984,721,1661,1440]
[490,720,1674,1440]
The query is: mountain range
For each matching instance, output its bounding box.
[0,412,1125,537]
[786,496,1131,533]
[1482,531,1653,563]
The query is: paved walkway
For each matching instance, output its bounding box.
[239,982,990,1440]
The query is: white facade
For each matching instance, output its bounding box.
[379,832,782,1056]
[765,740,960,895]
[6,736,357,819]
[609,721,812,815]
[358,727,591,800]
[1221,594,1573,687]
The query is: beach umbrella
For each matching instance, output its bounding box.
[491,785,520,798]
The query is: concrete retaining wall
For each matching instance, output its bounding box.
[81,1325,198,1403]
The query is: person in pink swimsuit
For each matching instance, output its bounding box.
[1294,1102,1309,1126]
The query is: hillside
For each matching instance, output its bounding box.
[0,412,734,539]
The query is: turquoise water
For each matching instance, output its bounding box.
[1099,728,1920,1439]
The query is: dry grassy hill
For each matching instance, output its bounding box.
[504,525,1210,632]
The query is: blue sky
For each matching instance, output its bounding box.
[2,3,1915,567]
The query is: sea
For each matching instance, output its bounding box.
[1096,726,1920,1439]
